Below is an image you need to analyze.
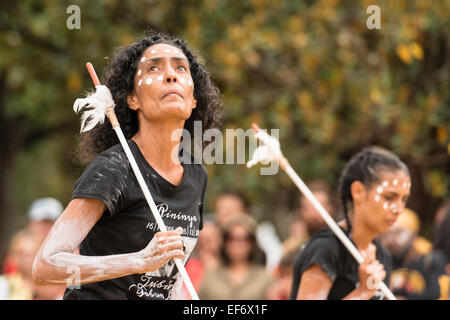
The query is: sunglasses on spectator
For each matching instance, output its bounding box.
[225,234,253,243]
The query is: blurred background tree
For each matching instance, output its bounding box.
[0,0,448,266]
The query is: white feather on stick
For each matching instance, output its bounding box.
[246,130,282,168]
[73,85,116,132]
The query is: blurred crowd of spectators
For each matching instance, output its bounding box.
[0,198,66,299]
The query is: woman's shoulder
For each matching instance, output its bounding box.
[307,227,342,248]
[97,142,127,160]
[83,142,128,168]
[75,143,131,186]
[297,227,344,262]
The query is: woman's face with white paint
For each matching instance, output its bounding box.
[128,43,196,122]
[359,170,411,234]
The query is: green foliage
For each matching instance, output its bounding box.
[1,0,448,237]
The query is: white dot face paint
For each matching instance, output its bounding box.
[382,181,389,188]
[393,179,398,186]
[164,49,171,53]
[138,79,142,86]
[390,203,398,213]
[141,57,146,62]
[157,75,164,81]
[179,78,186,84]
[145,78,152,85]
[377,186,383,194]
[383,202,389,210]
[188,79,192,86]
[151,50,156,54]
[137,69,142,76]
[375,195,381,202]
[403,182,408,188]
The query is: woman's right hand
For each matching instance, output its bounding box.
[137,227,185,273]
[357,243,386,296]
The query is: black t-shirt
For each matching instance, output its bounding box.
[290,227,392,300]
[390,251,449,300]
[63,139,207,300]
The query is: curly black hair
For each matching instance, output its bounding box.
[75,31,223,164]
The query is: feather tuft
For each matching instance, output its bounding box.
[73,85,115,132]
[247,130,282,168]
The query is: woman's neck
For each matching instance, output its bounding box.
[132,119,185,183]
[351,213,377,251]
[199,251,221,270]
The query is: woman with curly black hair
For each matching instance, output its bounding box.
[32,31,222,300]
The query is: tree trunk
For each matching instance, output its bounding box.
[0,73,22,271]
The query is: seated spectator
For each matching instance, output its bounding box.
[0,229,42,299]
[213,191,250,227]
[27,197,64,239]
[213,191,281,271]
[379,208,449,300]
[266,249,297,300]
[434,202,450,275]
[198,215,272,299]
[2,197,64,276]
[184,214,223,297]
[282,179,335,254]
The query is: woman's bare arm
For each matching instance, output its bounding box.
[32,198,184,286]
[296,244,385,300]
[297,264,333,300]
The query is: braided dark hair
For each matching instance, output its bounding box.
[75,30,222,164]
[338,146,410,235]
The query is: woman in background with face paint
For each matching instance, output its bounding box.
[290,146,411,300]
[32,31,222,300]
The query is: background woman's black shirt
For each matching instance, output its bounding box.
[290,227,392,300]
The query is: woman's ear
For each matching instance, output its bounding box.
[127,93,139,111]
[192,99,197,110]
[350,181,367,204]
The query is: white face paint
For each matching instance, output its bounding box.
[141,57,146,62]
[179,78,186,84]
[157,75,164,81]
[150,50,156,54]
[137,69,142,76]
[188,79,193,86]
[145,78,152,85]
[138,79,142,86]
[374,178,411,218]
